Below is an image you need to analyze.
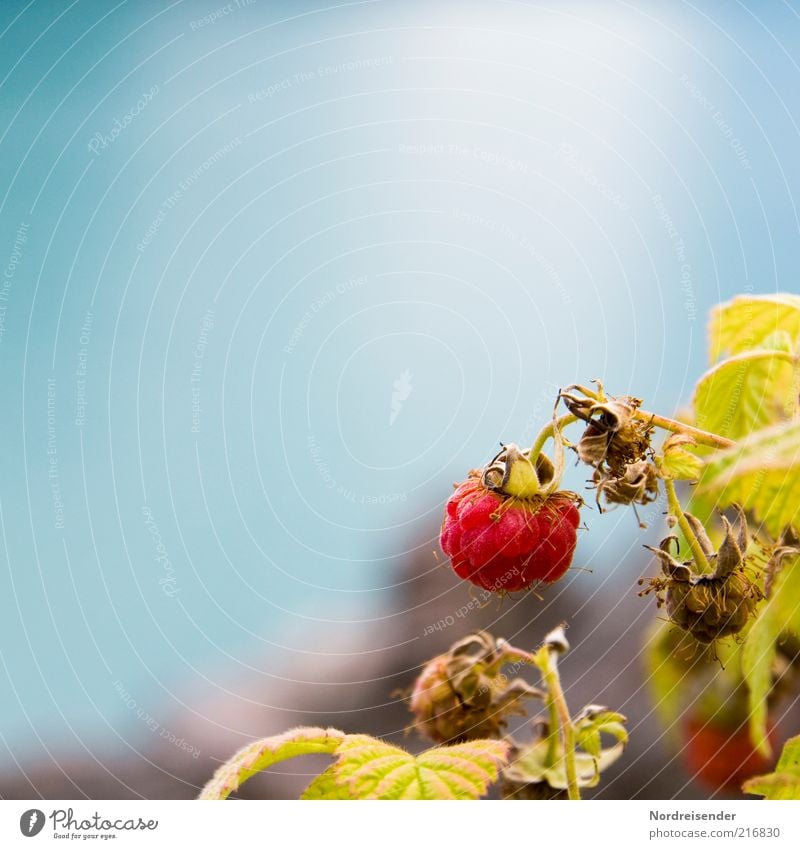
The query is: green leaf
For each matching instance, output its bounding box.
[658,434,704,481]
[743,734,800,799]
[198,727,345,800]
[575,727,602,758]
[701,420,800,537]
[693,350,798,440]
[742,598,781,757]
[308,735,412,800]
[742,551,800,756]
[774,552,800,634]
[200,727,509,801]
[710,294,800,361]
[413,740,511,799]
[505,708,627,791]
[302,765,355,800]
[574,709,627,764]
[574,708,628,743]
[760,330,795,353]
[321,736,510,800]
[505,734,626,791]
[643,621,695,740]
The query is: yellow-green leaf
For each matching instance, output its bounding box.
[326,736,510,800]
[301,765,353,800]
[743,733,800,799]
[701,420,800,537]
[693,350,798,440]
[774,553,800,634]
[742,550,800,755]
[201,728,509,801]
[198,727,345,800]
[760,330,795,353]
[574,710,628,762]
[742,598,780,757]
[709,294,800,362]
[576,727,602,758]
[658,434,704,481]
[504,734,626,791]
[643,621,697,740]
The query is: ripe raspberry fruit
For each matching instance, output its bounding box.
[682,715,775,792]
[440,444,581,592]
[409,632,540,744]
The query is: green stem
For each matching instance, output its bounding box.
[540,651,580,801]
[544,694,560,768]
[567,383,604,403]
[664,478,711,573]
[633,409,735,450]
[529,413,577,460]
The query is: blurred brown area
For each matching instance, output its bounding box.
[1,524,792,800]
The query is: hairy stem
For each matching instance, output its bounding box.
[540,651,580,801]
[544,694,560,768]
[664,478,711,572]
[633,410,735,450]
[532,404,734,457]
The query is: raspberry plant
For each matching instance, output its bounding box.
[199,626,627,800]
[200,293,800,800]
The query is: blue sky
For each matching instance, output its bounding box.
[1,0,799,759]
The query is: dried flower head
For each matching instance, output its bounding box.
[409,631,541,744]
[639,507,763,644]
[561,388,652,474]
[593,459,659,508]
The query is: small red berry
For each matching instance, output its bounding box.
[682,716,776,792]
[440,444,581,592]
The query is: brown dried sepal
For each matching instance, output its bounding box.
[409,631,542,744]
[593,460,659,508]
[561,389,652,475]
[638,507,763,644]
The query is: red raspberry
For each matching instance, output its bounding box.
[440,445,581,592]
[682,716,775,792]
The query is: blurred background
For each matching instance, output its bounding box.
[1,0,799,800]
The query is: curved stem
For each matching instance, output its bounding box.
[566,383,604,403]
[633,409,735,450]
[529,413,577,460]
[539,652,580,800]
[664,478,711,573]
